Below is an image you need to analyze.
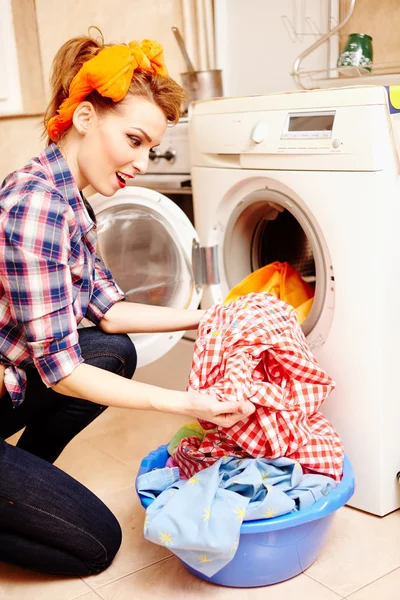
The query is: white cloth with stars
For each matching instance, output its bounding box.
[136,456,336,577]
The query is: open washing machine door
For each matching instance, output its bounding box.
[89,186,202,368]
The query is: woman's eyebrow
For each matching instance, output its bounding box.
[130,127,152,142]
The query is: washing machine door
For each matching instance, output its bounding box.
[89,186,202,367]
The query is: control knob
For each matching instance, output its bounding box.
[251,121,267,144]
[149,147,177,161]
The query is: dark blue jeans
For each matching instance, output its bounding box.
[0,327,137,576]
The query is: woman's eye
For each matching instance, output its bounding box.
[127,135,141,147]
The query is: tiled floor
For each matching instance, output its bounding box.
[1,406,400,600]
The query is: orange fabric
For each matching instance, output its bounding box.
[47,40,168,142]
[224,262,314,324]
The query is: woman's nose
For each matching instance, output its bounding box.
[132,149,149,175]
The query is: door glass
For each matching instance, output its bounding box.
[96,204,194,308]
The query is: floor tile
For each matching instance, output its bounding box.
[76,407,137,442]
[0,563,91,600]
[86,409,189,468]
[71,593,104,600]
[84,486,171,589]
[4,431,22,446]
[95,557,343,599]
[306,506,400,597]
[346,567,400,600]
[54,439,136,501]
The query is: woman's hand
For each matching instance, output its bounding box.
[183,391,256,428]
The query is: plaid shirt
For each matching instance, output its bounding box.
[0,143,124,407]
[175,293,344,481]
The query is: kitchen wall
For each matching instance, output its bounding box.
[339,0,400,63]
[0,0,186,181]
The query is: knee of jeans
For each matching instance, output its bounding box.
[85,513,122,574]
[86,334,137,379]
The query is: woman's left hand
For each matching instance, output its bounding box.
[182,391,256,428]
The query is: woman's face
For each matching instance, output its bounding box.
[77,95,168,196]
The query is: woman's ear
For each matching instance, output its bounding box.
[72,101,96,135]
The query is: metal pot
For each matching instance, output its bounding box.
[181,70,223,104]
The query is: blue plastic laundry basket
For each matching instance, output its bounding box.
[136,445,355,588]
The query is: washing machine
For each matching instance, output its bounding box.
[189,86,400,516]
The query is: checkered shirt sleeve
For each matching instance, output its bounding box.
[0,190,83,388]
[85,256,125,325]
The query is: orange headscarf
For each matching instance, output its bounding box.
[47,39,168,142]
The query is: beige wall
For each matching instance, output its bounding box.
[36,0,186,97]
[0,0,185,182]
[339,0,400,64]
[0,117,45,179]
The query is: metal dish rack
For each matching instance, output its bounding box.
[292,0,400,89]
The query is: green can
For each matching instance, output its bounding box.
[337,33,373,72]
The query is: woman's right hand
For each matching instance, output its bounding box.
[182,390,256,428]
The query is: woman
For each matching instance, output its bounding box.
[0,32,255,576]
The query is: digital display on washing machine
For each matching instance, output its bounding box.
[282,111,336,139]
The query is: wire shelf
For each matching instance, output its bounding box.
[293,62,400,89]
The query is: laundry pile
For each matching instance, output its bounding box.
[137,266,343,575]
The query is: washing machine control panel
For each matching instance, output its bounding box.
[281,111,335,140]
[190,99,392,171]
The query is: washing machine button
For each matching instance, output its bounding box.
[332,138,341,149]
[251,121,267,144]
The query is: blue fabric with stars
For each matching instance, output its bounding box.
[136,456,336,577]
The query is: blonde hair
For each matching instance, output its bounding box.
[43,29,185,145]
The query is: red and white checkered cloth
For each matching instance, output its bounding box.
[175,293,344,481]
